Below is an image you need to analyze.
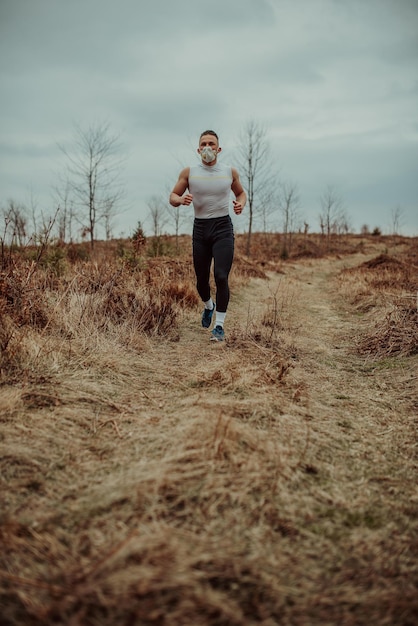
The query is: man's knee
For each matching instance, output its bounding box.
[214,270,229,287]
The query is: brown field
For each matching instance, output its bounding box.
[1,233,417,625]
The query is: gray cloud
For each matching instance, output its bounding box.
[0,0,417,235]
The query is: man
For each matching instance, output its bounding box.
[169,130,246,342]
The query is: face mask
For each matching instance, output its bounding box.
[200,146,217,163]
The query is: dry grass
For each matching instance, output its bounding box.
[1,234,417,625]
[337,245,418,358]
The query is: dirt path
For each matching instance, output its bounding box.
[272,255,416,473]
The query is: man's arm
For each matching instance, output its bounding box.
[231,167,246,215]
[169,167,193,207]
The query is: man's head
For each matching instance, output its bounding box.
[198,130,221,165]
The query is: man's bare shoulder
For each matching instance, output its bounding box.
[178,166,191,180]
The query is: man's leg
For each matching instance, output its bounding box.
[212,220,234,313]
[192,223,213,303]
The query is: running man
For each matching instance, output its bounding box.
[169,130,246,342]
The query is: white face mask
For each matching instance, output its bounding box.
[200,146,217,163]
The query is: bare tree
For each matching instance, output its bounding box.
[147,195,168,256]
[390,205,404,236]
[236,120,274,256]
[337,211,352,236]
[1,201,57,269]
[4,200,28,247]
[319,185,345,249]
[102,197,118,241]
[147,195,167,237]
[59,122,125,248]
[34,208,60,266]
[53,176,76,242]
[1,204,13,268]
[278,180,301,257]
[258,186,277,236]
[167,203,185,253]
[165,183,190,252]
[28,187,39,242]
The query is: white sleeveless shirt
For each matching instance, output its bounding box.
[188,162,233,219]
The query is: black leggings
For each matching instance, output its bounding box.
[192,216,234,313]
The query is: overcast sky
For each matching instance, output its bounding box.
[1,0,417,238]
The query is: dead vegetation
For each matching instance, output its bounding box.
[338,245,418,358]
[1,234,417,625]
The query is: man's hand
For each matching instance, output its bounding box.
[181,193,193,206]
[233,200,243,215]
